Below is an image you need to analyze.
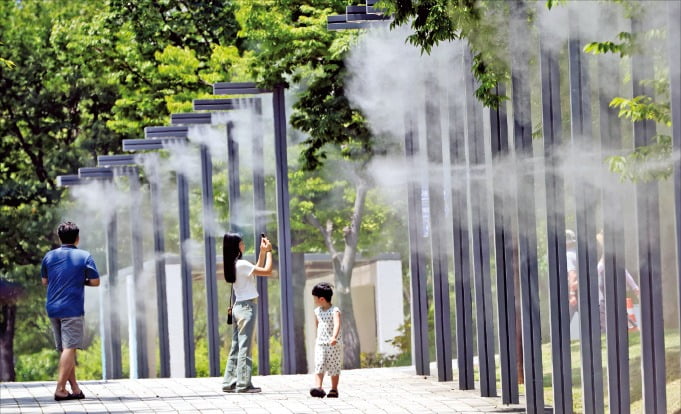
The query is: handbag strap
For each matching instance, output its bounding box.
[229,284,234,308]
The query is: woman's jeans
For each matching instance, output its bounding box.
[222,299,257,391]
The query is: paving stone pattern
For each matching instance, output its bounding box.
[0,366,526,413]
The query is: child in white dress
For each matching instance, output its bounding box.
[310,282,342,398]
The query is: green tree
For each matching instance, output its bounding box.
[235,0,401,369]
[0,0,126,380]
[1,0,248,380]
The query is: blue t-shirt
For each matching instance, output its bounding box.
[41,245,100,318]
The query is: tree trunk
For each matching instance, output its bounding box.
[0,304,17,381]
[334,269,361,369]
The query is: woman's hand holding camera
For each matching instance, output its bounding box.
[260,235,272,252]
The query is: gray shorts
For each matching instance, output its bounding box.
[50,316,84,351]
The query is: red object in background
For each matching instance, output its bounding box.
[627,297,638,332]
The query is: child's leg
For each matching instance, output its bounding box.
[315,373,325,389]
[330,374,339,390]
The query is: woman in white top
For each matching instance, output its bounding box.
[221,233,273,393]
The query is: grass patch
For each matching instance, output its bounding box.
[536,330,680,413]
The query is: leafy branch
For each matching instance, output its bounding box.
[584,32,636,57]
[609,95,671,126]
[606,134,672,182]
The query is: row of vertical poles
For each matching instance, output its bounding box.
[205,85,294,375]
[327,2,677,413]
[97,152,172,379]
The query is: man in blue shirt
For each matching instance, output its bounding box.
[41,221,100,401]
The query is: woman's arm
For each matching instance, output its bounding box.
[252,237,273,276]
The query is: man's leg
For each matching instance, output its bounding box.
[55,316,84,397]
[55,348,76,396]
[67,352,82,395]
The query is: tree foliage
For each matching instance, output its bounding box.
[0,0,247,375]
[379,0,509,108]
[582,3,673,182]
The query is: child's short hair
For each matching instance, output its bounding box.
[312,282,333,303]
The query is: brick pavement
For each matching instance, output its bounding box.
[0,366,526,413]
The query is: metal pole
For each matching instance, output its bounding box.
[404,110,429,376]
[510,3,544,412]
[424,74,453,382]
[447,52,474,389]
[463,49,496,396]
[568,8,604,413]
[668,0,681,374]
[539,11,572,413]
[148,155,171,377]
[598,34,630,413]
[272,85,296,374]
[251,99,271,375]
[100,219,114,380]
[177,171,196,377]
[631,15,666,414]
[106,210,123,379]
[199,143,220,377]
[489,82,519,404]
[128,171,148,378]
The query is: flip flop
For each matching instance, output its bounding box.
[309,387,326,398]
[54,393,71,401]
[70,391,85,399]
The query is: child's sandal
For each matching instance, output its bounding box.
[327,389,338,398]
[310,387,326,398]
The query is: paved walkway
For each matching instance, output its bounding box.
[0,366,526,413]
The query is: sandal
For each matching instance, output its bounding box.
[309,387,326,398]
[327,389,339,398]
[70,391,85,399]
[54,393,71,401]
